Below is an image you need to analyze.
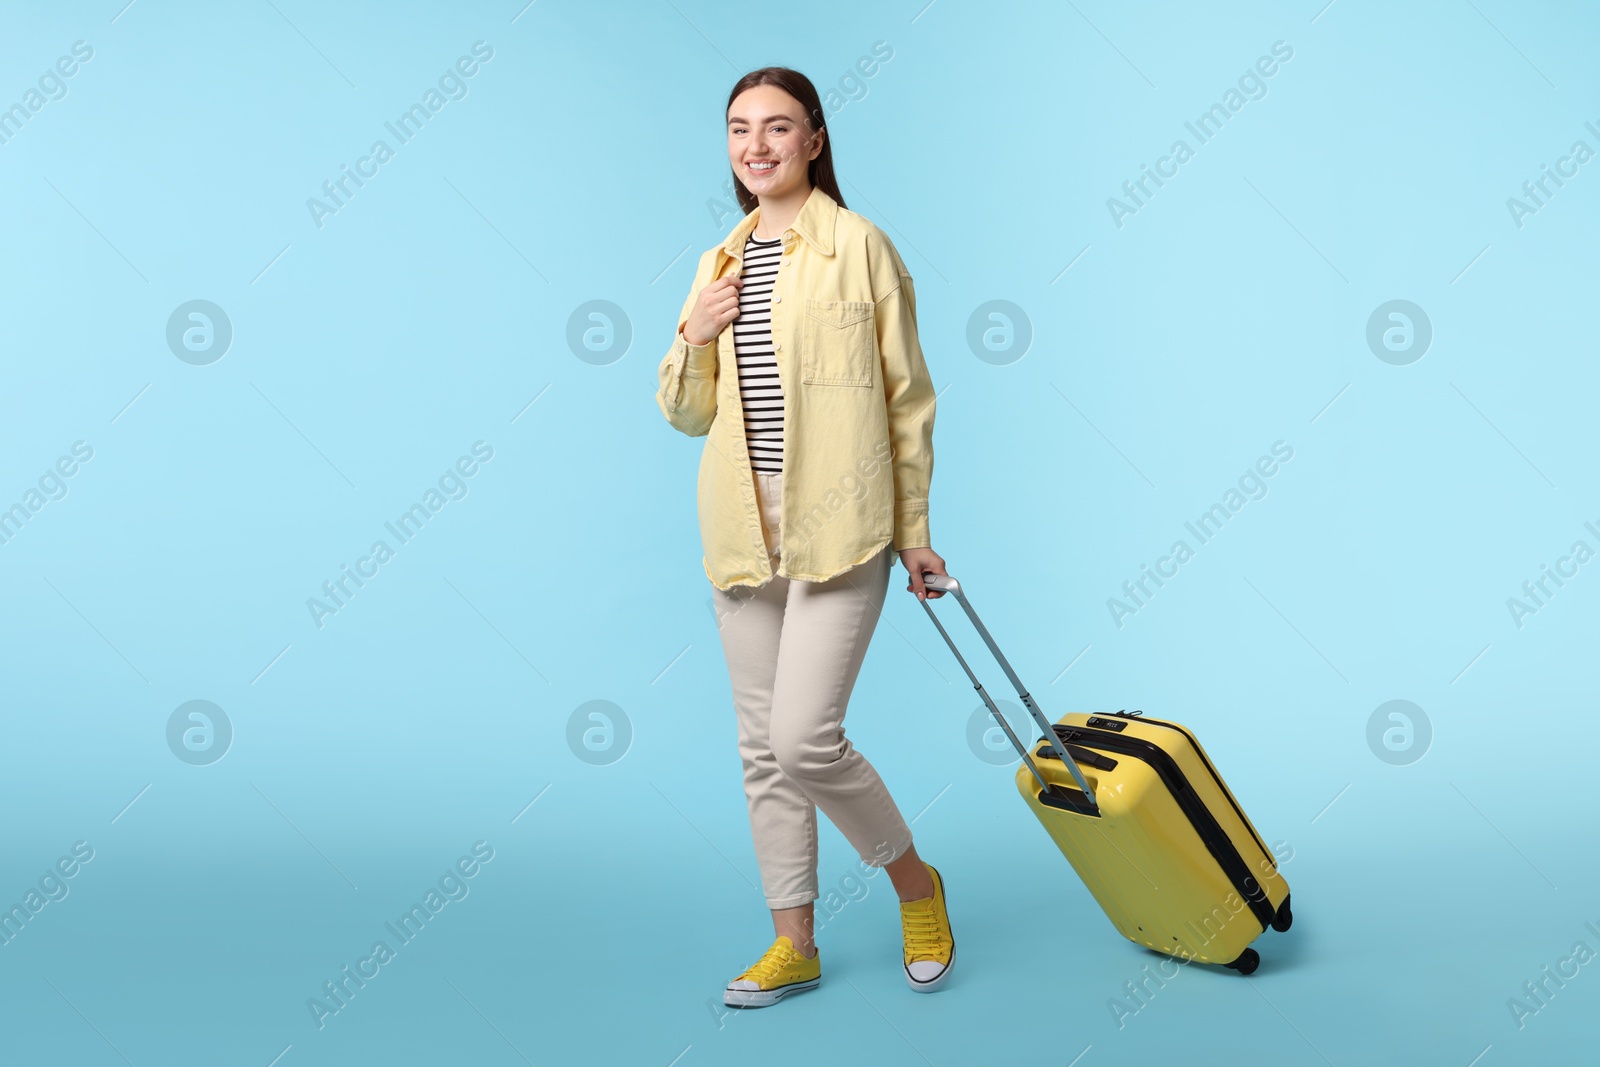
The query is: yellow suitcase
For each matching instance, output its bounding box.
[919,573,1293,973]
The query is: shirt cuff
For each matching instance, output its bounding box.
[891,502,930,552]
[677,325,716,378]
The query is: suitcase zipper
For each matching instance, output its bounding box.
[1051,723,1277,932]
[1100,710,1275,864]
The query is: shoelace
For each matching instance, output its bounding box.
[740,941,800,983]
[901,902,949,962]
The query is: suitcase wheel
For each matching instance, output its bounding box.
[1271,894,1293,933]
[1224,948,1259,975]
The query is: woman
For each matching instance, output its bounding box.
[656,67,955,1008]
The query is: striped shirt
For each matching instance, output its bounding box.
[733,232,785,473]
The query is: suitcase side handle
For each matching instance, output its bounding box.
[917,571,1098,808]
[1038,740,1119,772]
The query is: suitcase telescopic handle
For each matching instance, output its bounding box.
[917,572,1097,808]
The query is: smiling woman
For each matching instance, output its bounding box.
[656,66,957,1009]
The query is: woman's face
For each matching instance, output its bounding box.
[727,85,822,200]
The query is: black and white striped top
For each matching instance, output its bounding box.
[734,232,785,474]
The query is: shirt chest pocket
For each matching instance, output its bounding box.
[799,300,876,387]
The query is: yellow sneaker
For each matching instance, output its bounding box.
[724,935,821,1008]
[900,862,955,992]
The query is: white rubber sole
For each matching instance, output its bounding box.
[905,938,955,993]
[723,976,820,1008]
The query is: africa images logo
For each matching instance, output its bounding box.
[306,41,494,229]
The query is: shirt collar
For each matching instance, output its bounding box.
[720,183,838,259]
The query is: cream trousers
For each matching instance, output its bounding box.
[711,470,915,910]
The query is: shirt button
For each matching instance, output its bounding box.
[772,295,781,303]
[773,342,781,351]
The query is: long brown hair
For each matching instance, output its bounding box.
[726,67,846,214]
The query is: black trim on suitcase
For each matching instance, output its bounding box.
[1048,724,1277,933]
[1104,711,1276,866]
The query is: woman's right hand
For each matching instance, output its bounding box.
[682,275,743,347]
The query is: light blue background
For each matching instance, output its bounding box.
[2,1,1596,1064]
